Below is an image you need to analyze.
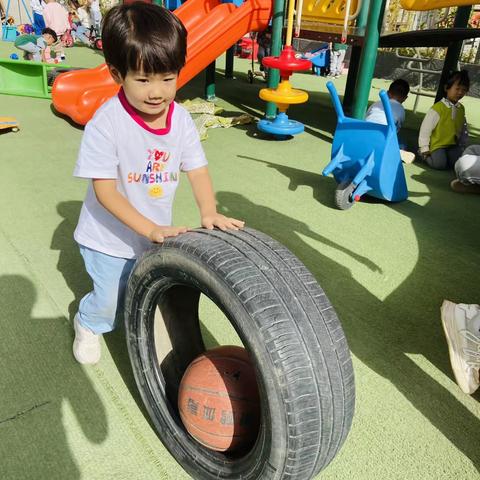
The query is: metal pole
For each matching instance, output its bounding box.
[205,61,216,101]
[351,0,387,119]
[434,6,472,103]
[265,0,286,119]
[343,0,371,114]
[225,46,235,79]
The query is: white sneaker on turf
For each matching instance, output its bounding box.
[73,315,101,365]
[441,300,480,394]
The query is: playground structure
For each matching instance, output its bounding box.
[52,0,271,125]
[257,0,311,137]
[45,0,480,128]
[322,82,408,209]
[292,0,480,120]
[0,58,74,98]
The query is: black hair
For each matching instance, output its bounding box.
[42,27,58,43]
[101,2,187,78]
[445,70,470,92]
[389,79,410,98]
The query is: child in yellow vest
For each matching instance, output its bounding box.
[418,70,469,170]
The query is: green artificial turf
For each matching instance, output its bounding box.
[0,40,479,479]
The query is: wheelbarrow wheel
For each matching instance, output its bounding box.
[125,227,355,480]
[335,181,356,210]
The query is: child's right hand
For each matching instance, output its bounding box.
[148,225,188,243]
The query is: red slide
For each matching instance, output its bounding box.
[52,0,271,125]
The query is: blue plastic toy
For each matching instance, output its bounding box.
[9,53,19,60]
[322,82,408,209]
[258,113,305,138]
[301,44,330,76]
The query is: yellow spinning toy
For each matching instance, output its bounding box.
[257,0,311,138]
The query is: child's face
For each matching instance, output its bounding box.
[110,67,178,121]
[445,80,468,103]
[43,33,56,45]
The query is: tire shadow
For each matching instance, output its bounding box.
[215,188,480,472]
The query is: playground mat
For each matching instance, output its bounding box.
[0,41,479,480]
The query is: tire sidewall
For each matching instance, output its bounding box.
[125,248,288,480]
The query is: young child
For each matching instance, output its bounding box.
[72,3,245,365]
[418,70,470,170]
[366,79,410,133]
[450,144,480,194]
[328,42,348,79]
[14,27,57,61]
[30,0,46,35]
[43,0,70,38]
[86,0,102,35]
[256,26,271,79]
[366,79,414,163]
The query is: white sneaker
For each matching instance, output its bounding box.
[441,300,480,394]
[73,315,101,365]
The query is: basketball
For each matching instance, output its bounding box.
[178,345,261,452]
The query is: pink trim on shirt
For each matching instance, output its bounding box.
[118,88,174,135]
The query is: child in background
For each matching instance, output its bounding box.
[14,27,57,61]
[418,70,470,170]
[257,26,271,79]
[30,0,46,35]
[328,42,348,79]
[43,0,70,38]
[69,0,91,46]
[450,144,480,194]
[87,0,102,34]
[366,79,410,133]
[366,79,415,163]
[72,3,244,365]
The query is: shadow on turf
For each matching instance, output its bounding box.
[50,200,220,438]
[49,104,85,131]
[0,274,107,479]
[215,187,480,471]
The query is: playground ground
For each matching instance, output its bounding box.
[0,40,479,479]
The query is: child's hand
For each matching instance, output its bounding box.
[148,225,188,243]
[202,214,245,231]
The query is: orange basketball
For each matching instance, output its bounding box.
[178,345,261,452]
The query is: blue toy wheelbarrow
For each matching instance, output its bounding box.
[322,82,408,210]
[301,44,330,76]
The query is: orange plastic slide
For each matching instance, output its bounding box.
[52,0,271,125]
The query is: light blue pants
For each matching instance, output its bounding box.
[77,245,136,334]
[72,25,91,46]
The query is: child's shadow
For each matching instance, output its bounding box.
[0,274,107,478]
[50,201,145,407]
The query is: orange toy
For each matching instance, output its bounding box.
[178,345,261,452]
[52,0,272,125]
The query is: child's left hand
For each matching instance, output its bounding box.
[202,213,245,231]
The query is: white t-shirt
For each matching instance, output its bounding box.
[74,91,207,259]
[365,98,405,133]
[76,7,91,29]
[30,0,46,15]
